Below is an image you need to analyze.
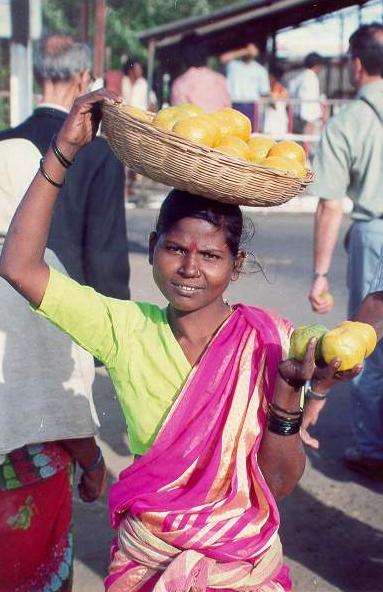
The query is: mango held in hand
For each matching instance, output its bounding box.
[321,321,377,371]
[289,324,328,362]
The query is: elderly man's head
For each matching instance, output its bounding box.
[34,35,93,94]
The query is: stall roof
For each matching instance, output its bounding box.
[139,0,369,53]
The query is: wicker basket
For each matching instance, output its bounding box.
[102,103,314,207]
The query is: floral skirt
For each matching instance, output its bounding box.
[0,444,74,592]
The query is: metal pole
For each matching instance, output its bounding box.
[93,0,106,79]
[147,39,156,107]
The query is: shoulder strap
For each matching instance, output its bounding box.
[360,96,383,126]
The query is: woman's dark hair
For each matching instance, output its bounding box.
[122,56,142,75]
[156,189,243,256]
[349,23,383,76]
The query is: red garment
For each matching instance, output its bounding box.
[0,446,74,592]
[171,67,231,112]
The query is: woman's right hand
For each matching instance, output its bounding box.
[56,88,122,159]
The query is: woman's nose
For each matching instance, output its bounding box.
[179,254,200,277]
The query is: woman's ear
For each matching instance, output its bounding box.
[148,231,158,265]
[232,250,246,281]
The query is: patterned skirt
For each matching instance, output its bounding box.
[0,443,74,592]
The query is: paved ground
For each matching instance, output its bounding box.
[73,209,383,592]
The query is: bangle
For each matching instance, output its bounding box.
[313,271,328,279]
[269,401,303,417]
[51,135,75,168]
[79,446,104,472]
[304,380,328,400]
[267,411,302,436]
[39,158,64,188]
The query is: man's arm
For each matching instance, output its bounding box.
[353,291,383,341]
[309,198,344,313]
[220,43,258,65]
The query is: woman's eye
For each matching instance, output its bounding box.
[167,245,184,253]
[203,252,219,260]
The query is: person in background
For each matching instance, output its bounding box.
[0,138,105,592]
[122,56,157,112]
[220,43,270,129]
[307,24,383,478]
[288,52,324,136]
[171,34,231,112]
[0,34,130,300]
[264,62,289,136]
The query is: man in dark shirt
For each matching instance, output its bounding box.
[0,34,130,299]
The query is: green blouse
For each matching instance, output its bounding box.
[37,267,192,455]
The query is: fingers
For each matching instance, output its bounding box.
[334,362,363,381]
[300,427,320,449]
[309,277,330,314]
[301,337,317,377]
[74,88,122,110]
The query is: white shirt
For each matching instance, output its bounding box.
[121,76,157,110]
[289,68,322,122]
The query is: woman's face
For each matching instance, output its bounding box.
[150,217,243,314]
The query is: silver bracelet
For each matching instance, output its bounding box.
[304,381,328,401]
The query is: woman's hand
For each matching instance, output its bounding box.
[78,462,107,503]
[57,88,121,158]
[278,337,318,388]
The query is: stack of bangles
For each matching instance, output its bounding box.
[267,401,303,436]
[79,445,105,473]
[39,135,75,188]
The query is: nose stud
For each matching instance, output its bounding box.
[196,269,201,278]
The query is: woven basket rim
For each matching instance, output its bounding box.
[103,102,314,185]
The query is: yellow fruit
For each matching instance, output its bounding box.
[335,321,377,358]
[176,103,205,117]
[268,140,306,165]
[172,115,221,147]
[153,106,186,131]
[215,136,252,161]
[261,156,306,177]
[123,105,154,123]
[247,135,276,163]
[210,108,251,142]
[321,321,377,371]
[289,324,328,362]
[320,291,334,310]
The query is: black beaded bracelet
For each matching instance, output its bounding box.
[79,446,104,472]
[51,134,74,168]
[39,158,64,188]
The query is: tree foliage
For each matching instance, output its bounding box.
[42,0,247,67]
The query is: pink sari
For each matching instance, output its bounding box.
[106,305,292,592]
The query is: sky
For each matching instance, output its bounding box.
[276,0,383,58]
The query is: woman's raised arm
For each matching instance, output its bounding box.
[0,89,121,306]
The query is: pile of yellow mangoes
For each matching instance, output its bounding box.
[123,103,307,178]
[289,321,377,371]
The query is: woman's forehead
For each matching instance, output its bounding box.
[162,217,228,245]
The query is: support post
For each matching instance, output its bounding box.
[147,39,156,107]
[93,0,106,79]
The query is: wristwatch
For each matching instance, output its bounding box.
[313,271,328,279]
[304,380,328,401]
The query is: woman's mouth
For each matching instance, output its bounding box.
[171,282,203,295]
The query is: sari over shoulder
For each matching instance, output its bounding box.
[106,304,293,592]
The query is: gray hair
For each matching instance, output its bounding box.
[34,35,92,82]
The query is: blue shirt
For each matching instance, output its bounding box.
[226,60,270,102]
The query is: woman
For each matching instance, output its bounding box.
[0,90,357,591]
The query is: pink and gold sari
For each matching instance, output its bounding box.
[106,304,292,592]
